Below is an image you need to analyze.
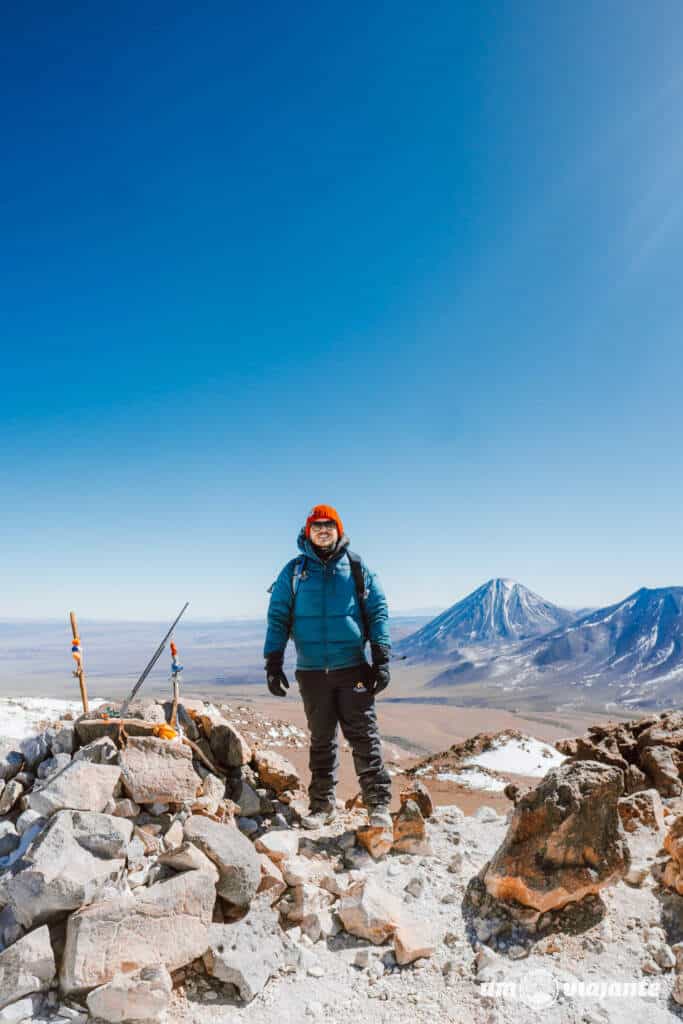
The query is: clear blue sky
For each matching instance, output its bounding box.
[3,1,683,620]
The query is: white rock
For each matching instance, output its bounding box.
[204,906,284,1002]
[474,944,504,980]
[300,908,336,943]
[367,959,385,979]
[474,806,499,823]
[120,738,201,805]
[111,799,140,819]
[1,810,129,930]
[20,734,50,771]
[28,762,121,817]
[73,737,119,765]
[86,964,172,1022]
[163,820,184,849]
[37,753,72,781]
[0,782,24,817]
[56,1006,87,1023]
[280,854,332,887]
[183,815,260,906]
[393,922,436,965]
[0,994,45,1022]
[653,944,676,971]
[282,884,335,925]
[404,876,424,897]
[126,837,146,870]
[337,878,402,944]
[625,862,650,886]
[48,724,76,756]
[0,925,56,1010]
[200,773,225,806]
[158,841,219,880]
[255,830,299,863]
[60,868,215,994]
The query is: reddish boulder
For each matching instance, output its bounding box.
[483,760,629,913]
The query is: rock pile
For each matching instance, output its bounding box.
[0,697,436,1022]
[557,711,683,798]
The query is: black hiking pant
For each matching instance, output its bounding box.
[295,664,392,810]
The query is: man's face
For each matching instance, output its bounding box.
[309,519,339,550]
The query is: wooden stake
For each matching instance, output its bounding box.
[69,611,89,715]
[182,736,223,778]
[170,677,180,730]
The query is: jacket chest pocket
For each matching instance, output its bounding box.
[329,568,358,615]
[294,574,323,617]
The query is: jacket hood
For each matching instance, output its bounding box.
[297,527,350,563]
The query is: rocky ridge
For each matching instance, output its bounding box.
[3,702,683,1022]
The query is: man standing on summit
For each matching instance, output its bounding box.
[264,504,393,830]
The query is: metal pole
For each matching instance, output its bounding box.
[120,602,189,717]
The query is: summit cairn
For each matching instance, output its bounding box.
[0,696,438,1019]
[556,710,683,799]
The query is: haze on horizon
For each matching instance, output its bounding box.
[3,2,683,621]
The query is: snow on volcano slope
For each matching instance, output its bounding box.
[397,578,576,659]
[426,587,683,710]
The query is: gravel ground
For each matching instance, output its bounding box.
[166,804,683,1024]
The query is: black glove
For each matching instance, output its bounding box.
[265,652,289,698]
[369,644,391,696]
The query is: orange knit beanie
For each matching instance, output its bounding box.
[305,504,344,539]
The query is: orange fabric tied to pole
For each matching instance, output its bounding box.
[153,723,178,741]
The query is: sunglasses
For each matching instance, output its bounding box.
[309,521,336,531]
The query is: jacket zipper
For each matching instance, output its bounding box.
[322,561,328,672]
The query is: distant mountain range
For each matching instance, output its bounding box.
[397,579,683,711]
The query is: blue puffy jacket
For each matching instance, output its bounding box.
[264,530,391,671]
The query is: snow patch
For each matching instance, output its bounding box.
[0,696,106,744]
[467,735,566,777]
[435,768,507,792]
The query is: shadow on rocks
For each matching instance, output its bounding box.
[462,873,606,956]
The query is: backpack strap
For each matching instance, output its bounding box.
[291,555,308,597]
[346,549,370,643]
[289,555,308,632]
